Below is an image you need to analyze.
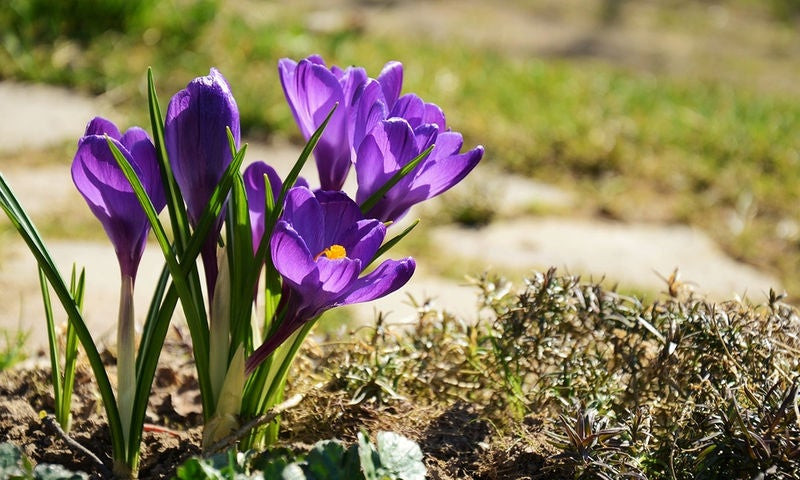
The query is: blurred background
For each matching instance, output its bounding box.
[0,0,799,352]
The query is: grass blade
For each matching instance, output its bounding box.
[0,174,125,463]
[147,68,190,257]
[39,267,63,425]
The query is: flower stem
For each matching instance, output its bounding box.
[118,274,136,450]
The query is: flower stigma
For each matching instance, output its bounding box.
[315,244,347,261]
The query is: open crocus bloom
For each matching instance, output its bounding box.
[355,118,483,223]
[71,117,166,278]
[278,55,367,191]
[245,186,415,373]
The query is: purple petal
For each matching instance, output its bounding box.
[120,127,165,212]
[339,257,416,305]
[390,94,425,129]
[377,61,403,111]
[427,130,463,158]
[279,59,350,190]
[243,161,283,250]
[423,102,447,132]
[413,124,439,153]
[315,256,361,295]
[315,190,365,246]
[270,221,316,289]
[355,119,418,205]
[307,54,326,66]
[83,117,121,140]
[340,66,368,108]
[339,219,386,266]
[72,136,150,277]
[352,80,388,156]
[282,187,325,255]
[165,68,240,224]
[413,140,484,198]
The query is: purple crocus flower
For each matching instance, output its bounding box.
[72,117,166,278]
[243,161,311,252]
[278,55,367,191]
[351,61,447,152]
[245,186,415,373]
[355,118,483,223]
[72,117,167,444]
[165,68,240,293]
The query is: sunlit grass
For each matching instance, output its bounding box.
[0,328,27,371]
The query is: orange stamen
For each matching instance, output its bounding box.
[314,244,347,261]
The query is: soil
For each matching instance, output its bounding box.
[0,331,559,479]
[0,333,203,479]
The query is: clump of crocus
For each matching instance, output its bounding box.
[245,186,416,373]
[279,55,483,222]
[71,116,166,457]
[166,68,240,296]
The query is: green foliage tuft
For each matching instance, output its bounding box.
[0,328,27,371]
[0,443,88,480]
[174,432,425,480]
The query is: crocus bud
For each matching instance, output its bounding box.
[72,117,166,279]
[165,68,240,295]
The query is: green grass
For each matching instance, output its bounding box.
[1,1,799,293]
[0,328,27,370]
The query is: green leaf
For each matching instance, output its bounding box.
[32,464,88,480]
[0,175,125,465]
[39,267,62,423]
[0,443,27,477]
[175,449,253,479]
[357,433,381,480]
[0,443,88,480]
[374,432,426,480]
[109,133,247,424]
[147,67,190,257]
[302,440,361,480]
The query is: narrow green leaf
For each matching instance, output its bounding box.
[260,173,279,343]
[0,174,125,464]
[147,67,190,257]
[274,103,337,216]
[60,265,84,432]
[359,144,434,215]
[229,172,254,350]
[111,133,249,422]
[39,267,62,422]
[128,284,178,467]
